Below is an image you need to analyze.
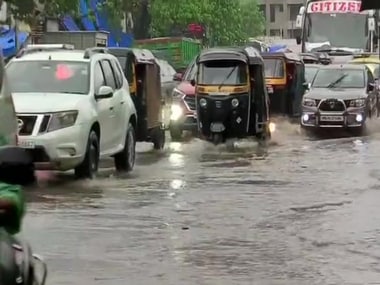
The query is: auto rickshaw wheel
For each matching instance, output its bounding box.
[152,127,165,150]
[169,125,183,141]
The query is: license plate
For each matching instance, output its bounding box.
[320,115,344,121]
[210,122,225,132]
[18,140,35,149]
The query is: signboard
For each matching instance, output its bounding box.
[307,1,362,13]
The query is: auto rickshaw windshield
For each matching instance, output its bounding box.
[198,60,247,85]
[263,58,285,78]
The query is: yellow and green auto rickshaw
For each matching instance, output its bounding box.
[107,48,165,149]
[349,53,380,78]
[192,47,271,145]
[262,52,308,118]
[349,53,380,116]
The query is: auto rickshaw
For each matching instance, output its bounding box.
[349,53,380,78]
[192,47,270,145]
[262,52,308,118]
[107,48,165,149]
[349,53,380,116]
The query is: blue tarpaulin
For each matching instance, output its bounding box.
[80,0,96,31]
[62,15,80,31]
[0,28,28,58]
[269,44,287,53]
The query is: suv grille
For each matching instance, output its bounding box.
[18,115,37,135]
[184,95,196,111]
[319,99,346,112]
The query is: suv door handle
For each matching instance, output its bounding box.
[120,101,125,105]
[109,106,114,110]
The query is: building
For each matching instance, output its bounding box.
[257,0,305,38]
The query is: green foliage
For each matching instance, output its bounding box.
[7,0,79,20]
[240,0,266,38]
[150,0,265,46]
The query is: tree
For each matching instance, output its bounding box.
[240,0,265,38]
[150,0,265,46]
[6,0,79,21]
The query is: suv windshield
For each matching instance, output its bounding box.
[312,69,365,88]
[198,60,247,85]
[263,59,285,78]
[305,66,319,83]
[6,61,90,94]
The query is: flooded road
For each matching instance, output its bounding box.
[21,122,380,285]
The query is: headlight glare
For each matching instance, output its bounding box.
[47,111,78,132]
[349,98,365,107]
[170,104,183,121]
[302,98,316,107]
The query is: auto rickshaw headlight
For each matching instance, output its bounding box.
[199,98,207,108]
[170,104,183,121]
[302,98,316,107]
[231,98,239,108]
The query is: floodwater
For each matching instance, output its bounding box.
[21,120,380,285]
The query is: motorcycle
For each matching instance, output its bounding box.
[0,146,47,285]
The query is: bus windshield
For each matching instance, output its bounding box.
[304,1,369,51]
[198,60,247,85]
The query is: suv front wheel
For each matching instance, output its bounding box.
[75,131,99,179]
[114,123,136,172]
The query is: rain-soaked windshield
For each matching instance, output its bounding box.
[198,60,247,85]
[305,66,319,83]
[263,58,285,78]
[305,1,368,49]
[6,61,89,94]
[312,68,365,88]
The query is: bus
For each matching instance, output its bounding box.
[295,0,378,55]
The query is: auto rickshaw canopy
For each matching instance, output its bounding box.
[197,46,264,65]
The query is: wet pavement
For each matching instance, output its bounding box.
[21,121,380,285]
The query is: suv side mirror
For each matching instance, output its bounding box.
[303,82,311,89]
[95,86,113,99]
[296,36,301,45]
[173,72,183,81]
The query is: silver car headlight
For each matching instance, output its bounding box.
[172,88,185,99]
[48,111,78,132]
[349,99,365,107]
[302,98,317,107]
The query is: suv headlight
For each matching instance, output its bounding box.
[302,98,316,107]
[349,99,365,107]
[48,111,78,132]
[172,88,185,99]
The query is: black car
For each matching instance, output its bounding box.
[301,64,378,135]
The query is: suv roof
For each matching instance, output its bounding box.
[11,46,116,63]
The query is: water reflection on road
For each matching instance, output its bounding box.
[22,122,380,284]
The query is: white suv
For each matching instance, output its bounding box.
[6,45,137,178]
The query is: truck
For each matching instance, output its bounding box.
[295,0,378,57]
[134,37,202,72]
[39,31,109,49]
